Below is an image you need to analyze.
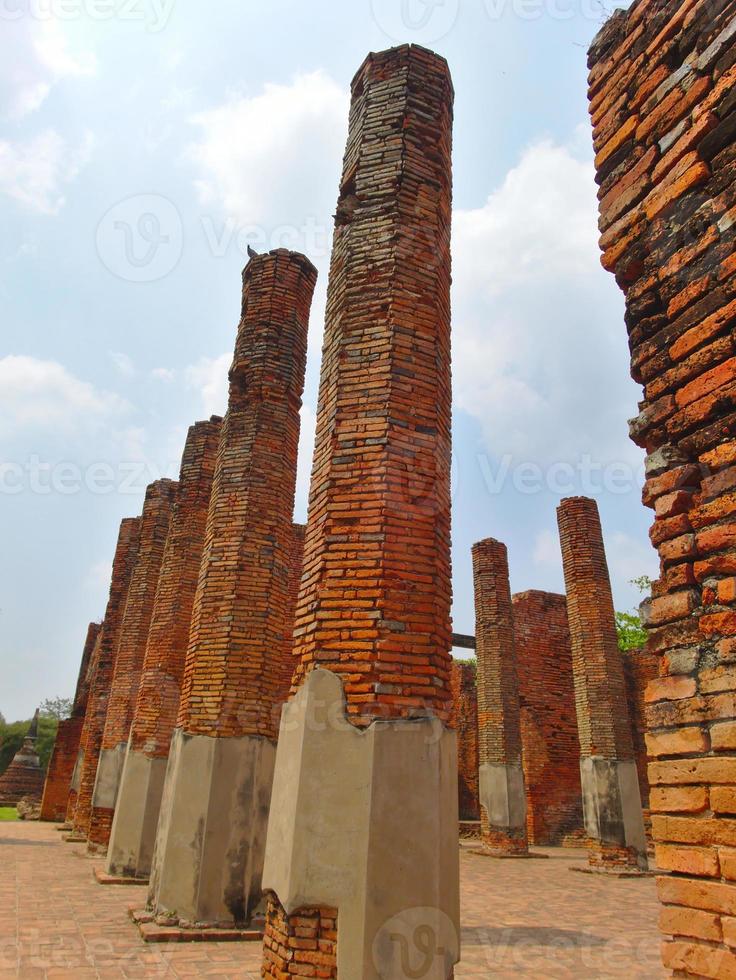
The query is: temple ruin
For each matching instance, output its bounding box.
[0,710,44,806]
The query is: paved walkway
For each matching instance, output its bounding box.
[0,823,663,978]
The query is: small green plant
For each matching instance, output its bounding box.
[615,610,647,652]
[0,807,18,821]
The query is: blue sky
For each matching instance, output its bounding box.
[0,0,655,721]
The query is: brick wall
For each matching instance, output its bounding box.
[88,479,177,847]
[513,590,583,846]
[73,517,141,834]
[66,628,103,823]
[589,0,736,968]
[450,660,480,821]
[176,250,316,743]
[41,621,101,821]
[263,44,454,977]
[623,645,659,833]
[129,419,221,759]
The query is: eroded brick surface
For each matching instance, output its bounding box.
[175,250,316,744]
[450,660,480,821]
[73,517,141,835]
[88,479,178,847]
[263,44,454,975]
[129,419,222,759]
[41,622,101,822]
[589,0,736,965]
[514,591,584,846]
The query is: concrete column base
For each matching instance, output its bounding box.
[92,743,127,811]
[70,749,84,795]
[262,667,460,980]
[478,762,528,854]
[105,748,168,879]
[580,757,648,871]
[148,728,276,927]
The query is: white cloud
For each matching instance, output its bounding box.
[452,136,641,468]
[0,355,127,437]
[0,16,95,121]
[151,367,175,383]
[532,528,561,568]
[185,353,230,417]
[188,71,348,228]
[0,129,93,214]
[110,351,136,377]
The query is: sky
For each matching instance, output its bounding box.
[0,0,656,721]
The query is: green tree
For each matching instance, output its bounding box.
[40,697,73,721]
[615,610,647,652]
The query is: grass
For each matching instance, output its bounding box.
[0,807,18,821]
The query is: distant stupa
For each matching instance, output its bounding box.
[0,709,45,805]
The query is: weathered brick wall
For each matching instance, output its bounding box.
[88,479,177,847]
[275,523,306,714]
[450,660,480,821]
[66,628,103,823]
[473,538,529,854]
[623,645,659,831]
[177,250,316,743]
[73,517,141,834]
[41,622,101,821]
[513,590,583,845]
[557,496,640,868]
[589,0,736,969]
[129,419,221,760]
[263,44,453,977]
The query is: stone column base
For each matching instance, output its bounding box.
[478,762,528,855]
[580,757,648,871]
[105,747,168,879]
[147,728,276,927]
[262,668,460,980]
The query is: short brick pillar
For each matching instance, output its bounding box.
[147,249,317,928]
[73,517,141,835]
[261,45,458,980]
[473,538,529,856]
[105,418,222,878]
[40,622,101,822]
[88,479,178,851]
[557,496,647,871]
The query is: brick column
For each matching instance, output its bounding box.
[589,2,736,968]
[513,591,583,845]
[261,45,458,980]
[73,517,141,835]
[557,496,647,870]
[148,249,316,929]
[106,418,221,878]
[450,661,480,821]
[66,628,103,824]
[88,479,178,851]
[41,622,101,822]
[472,538,529,856]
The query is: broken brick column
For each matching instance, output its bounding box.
[40,622,101,822]
[589,2,736,970]
[557,496,647,870]
[148,249,316,929]
[450,661,480,821]
[106,418,222,878]
[261,45,458,980]
[472,538,529,856]
[88,478,178,851]
[73,517,141,835]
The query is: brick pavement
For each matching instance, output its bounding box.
[0,822,663,978]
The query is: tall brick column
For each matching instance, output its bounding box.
[450,660,480,822]
[88,479,178,851]
[472,538,529,855]
[589,2,736,970]
[261,45,459,980]
[73,517,141,835]
[40,622,101,822]
[557,497,647,870]
[106,418,221,878]
[66,628,103,824]
[148,249,316,929]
